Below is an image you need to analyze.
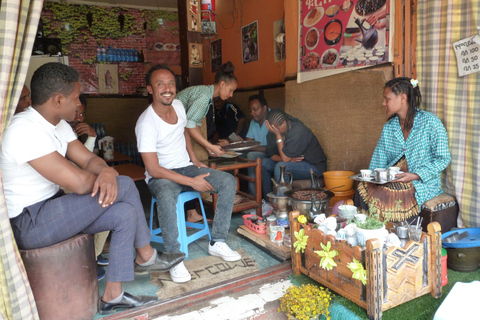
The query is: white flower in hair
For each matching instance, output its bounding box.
[410,79,419,88]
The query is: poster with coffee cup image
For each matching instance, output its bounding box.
[298,0,392,82]
[242,21,259,64]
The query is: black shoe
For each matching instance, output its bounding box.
[134,250,186,274]
[97,266,106,281]
[98,292,157,315]
[97,254,109,266]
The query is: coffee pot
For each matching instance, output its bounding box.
[306,193,321,222]
[354,18,378,50]
[271,165,293,197]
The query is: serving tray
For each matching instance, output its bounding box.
[349,173,400,185]
[223,141,261,152]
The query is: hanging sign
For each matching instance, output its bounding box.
[453,35,480,77]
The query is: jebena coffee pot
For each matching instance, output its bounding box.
[354,18,378,50]
[271,165,293,197]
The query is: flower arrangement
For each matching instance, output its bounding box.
[314,241,338,270]
[279,284,332,320]
[354,198,393,230]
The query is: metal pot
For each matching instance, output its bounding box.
[284,188,334,216]
[267,192,290,212]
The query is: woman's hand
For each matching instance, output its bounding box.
[207,144,225,156]
[395,172,420,183]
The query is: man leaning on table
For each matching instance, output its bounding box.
[0,62,185,315]
[135,64,241,284]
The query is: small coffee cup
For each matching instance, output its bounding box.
[361,169,372,179]
[374,168,387,182]
[396,226,409,238]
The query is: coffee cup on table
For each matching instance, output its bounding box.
[360,169,372,179]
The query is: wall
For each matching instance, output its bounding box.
[201,0,286,88]
[41,2,180,95]
[285,64,394,173]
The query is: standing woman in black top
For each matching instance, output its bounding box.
[262,109,327,199]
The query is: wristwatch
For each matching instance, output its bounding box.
[276,139,283,144]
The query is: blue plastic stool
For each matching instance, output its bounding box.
[149,191,211,257]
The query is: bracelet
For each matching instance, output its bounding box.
[276,139,283,144]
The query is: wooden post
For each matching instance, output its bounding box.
[366,239,382,320]
[255,157,262,217]
[428,221,442,298]
[290,215,301,275]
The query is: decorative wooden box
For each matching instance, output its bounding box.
[290,217,442,320]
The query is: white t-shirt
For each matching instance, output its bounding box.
[0,107,77,218]
[135,100,192,183]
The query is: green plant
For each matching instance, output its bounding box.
[279,284,332,320]
[354,198,392,230]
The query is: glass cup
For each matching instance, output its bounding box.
[408,227,422,242]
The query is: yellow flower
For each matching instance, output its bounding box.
[298,215,307,225]
[279,284,331,320]
[314,241,338,271]
[347,258,367,285]
[293,228,309,253]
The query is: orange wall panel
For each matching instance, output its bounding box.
[202,0,286,88]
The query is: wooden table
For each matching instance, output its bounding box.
[237,225,291,260]
[113,163,145,181]
[105,151,132,165]
[203,157,262,217]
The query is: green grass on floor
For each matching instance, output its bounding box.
[290,268,480,320]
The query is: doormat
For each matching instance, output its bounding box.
[150,249,258,299]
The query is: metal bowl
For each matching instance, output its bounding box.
[267,192,290,211]
[284,188,334,216]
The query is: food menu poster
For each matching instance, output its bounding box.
[299,0,391,78]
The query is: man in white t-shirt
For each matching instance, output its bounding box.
[136,65,241,284]
[0,62,185,315]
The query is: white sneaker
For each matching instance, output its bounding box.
[169,262,191,283]
[261,199,274,216]
[208,242,242,262]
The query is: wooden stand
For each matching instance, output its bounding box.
[237,225,291,261]
[291,218,442,320]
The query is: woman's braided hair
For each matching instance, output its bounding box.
[384,77,422,130]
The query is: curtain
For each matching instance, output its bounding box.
[0,0,43,319]
[417,0,480,227]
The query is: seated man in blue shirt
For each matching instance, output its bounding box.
[244,94,269,196]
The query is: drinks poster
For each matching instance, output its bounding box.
[298,0,391,82]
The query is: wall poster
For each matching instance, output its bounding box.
[188,0,201,32]
[242,21,259,64]
[274,18,286,62]
[211,38,222,72]
[98,64,118,94]
[189,43,203,68]
[298,0,393,83]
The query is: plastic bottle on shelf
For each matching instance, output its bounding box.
[96,46,102,62]
[101,46,106,61]
[134,49,139,62]
[138,50,144,62]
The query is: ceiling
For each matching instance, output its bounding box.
[51,0,178,11]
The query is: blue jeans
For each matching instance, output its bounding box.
[261,158,323,199]
[148,165,237,252]
[246,151,268,196]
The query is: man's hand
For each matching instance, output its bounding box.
[265,120,281,136]
[217,139,230,147]
[291,156,304,162]
[92,167,119,207]
[192,159,208,169]
[190,173,214,192]
[74,123,96,137]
